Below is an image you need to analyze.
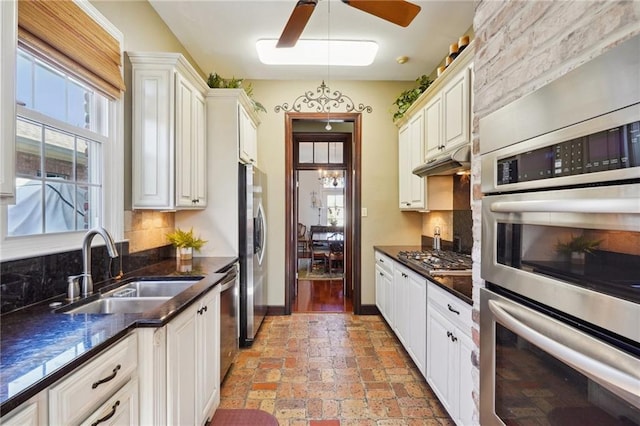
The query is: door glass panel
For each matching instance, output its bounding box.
[314,142,329,163]
[299,142,314,163]
[497,223,640,303]
[329,142,343,163]
[495,323,640,425]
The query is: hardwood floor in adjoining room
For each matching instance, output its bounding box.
[219,313,453,426]
[293,280,353,313]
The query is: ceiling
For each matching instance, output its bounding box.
[148,0,475,81]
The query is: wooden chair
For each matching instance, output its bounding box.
[325,242,344,275]
[297,223,309,256]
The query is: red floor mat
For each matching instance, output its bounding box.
[210,409,279,426]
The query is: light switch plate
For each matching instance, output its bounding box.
[361,207,368,217]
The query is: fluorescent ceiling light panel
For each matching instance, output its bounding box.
[256,39,378,66]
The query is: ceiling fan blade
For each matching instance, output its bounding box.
[341,0,421,27]
[277,0,318,48]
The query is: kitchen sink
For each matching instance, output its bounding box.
[107,279,198,298]
[61,297,171,314]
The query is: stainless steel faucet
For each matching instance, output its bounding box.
[72,227,119,298]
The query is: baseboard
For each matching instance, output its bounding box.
[358,304,380,315]
[266,305,286,316]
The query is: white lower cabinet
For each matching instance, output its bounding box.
[426,281,475,426]
[374,251,394,326]
[80,378,139,426]
[1,400,40,426]
[392,262,426,375]
[49,333,138,425]
[166,285,221,426]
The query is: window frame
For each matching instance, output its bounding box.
[0,1,123,261]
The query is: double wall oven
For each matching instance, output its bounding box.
[479,35,640,425]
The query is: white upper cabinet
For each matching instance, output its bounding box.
[0,0,16,200]
[422,64,472,160]
[129,52,208,210]
[398,113,426,211]
[442,67,471,152]
[395,42,473,171]
[238,104,258,166]
[423,94,443,160]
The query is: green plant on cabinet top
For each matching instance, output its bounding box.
[207,72,266,114]
[392,75,432,121]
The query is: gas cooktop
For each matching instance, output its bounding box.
[397,250,472,276]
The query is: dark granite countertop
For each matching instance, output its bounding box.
[374,246,473,305]
[0,256,237,416]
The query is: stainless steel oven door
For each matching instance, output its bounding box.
[480,288,640,426]
[481,182,640,343]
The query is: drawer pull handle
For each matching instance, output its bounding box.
[447,304,460,315]
[92,365,121,389]
[91,401,120,426]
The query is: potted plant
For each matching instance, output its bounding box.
[555,234,602,264]
[207,72,266,114]
[392,75,432,121]
[166,227,207,260]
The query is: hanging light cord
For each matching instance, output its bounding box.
[325,0,332,131]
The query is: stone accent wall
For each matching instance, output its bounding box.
[470,2,640,423]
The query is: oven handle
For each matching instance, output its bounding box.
[488,299,640,408]
[490,198,638,214]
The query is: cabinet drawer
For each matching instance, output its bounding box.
[427,282,472,335]
[374,251,393,275]
[49,333,138,425]
[79,378,138,426]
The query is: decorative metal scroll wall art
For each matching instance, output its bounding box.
[274,80,373,114]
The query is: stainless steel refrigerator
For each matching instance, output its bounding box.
[238,164,268,347]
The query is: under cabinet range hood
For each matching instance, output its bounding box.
[412,145,471,177]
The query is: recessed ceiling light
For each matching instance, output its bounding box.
[396,56,409,64]
[256,39,378,66]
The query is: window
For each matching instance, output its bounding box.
[8,49,107,237]
[325,193,344,226]
[1,0,124,262]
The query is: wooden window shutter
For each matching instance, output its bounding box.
[18,0,125,99]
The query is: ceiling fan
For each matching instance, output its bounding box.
[277,0,422,48]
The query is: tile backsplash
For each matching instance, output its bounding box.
[0,243,173,314]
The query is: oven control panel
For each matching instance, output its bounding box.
[497,120,640,185]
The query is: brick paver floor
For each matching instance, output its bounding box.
[219,313,454,426]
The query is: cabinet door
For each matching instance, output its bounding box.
[0,0,16,199]
[175,73,196,207]
[426,306,454,415]
[197,287,220,423]
[424,94,443,158]
[405,271,426,375]
[375,264,386,319]
[398,124,411,209]
[383,269,393,329]
[175,75,206,208]
[392,267,408,345]
[399,116,426,211]
[79,378,139,426]
[239,105,257,165]
[192,90,207,206]
[456,332,475,426]
[1,402,38,426]
[167,303,198,426]
[442,67,470,150]
[132,67,173,208]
